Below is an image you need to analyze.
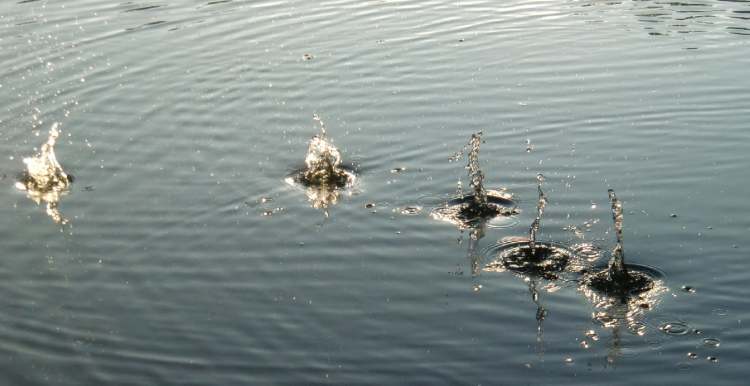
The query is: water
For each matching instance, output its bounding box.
[2,1,750,385]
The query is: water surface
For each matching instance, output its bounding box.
[1,0,749,384]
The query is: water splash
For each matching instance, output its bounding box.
[286,115,356,211]
[431,132,517,228]
[582,189,657,297]
[483,176,579,280]
[301,114,351,187]
[528,174,546,249]
[15,123,72,224]
[607,189,629,284]
[466,131,488,208]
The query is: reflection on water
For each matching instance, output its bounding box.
[464,222,487,277]
[580,278,668,365]
[528,277,549,359]
[285,115,356,212]
[576,0,750,37]
[15,123,72,224]
[580,274,667,332]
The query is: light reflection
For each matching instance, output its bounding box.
[579,276,668,364]
[574,0,750,37]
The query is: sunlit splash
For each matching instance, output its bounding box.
[578,189,668,361]
[431,131,517,229]
[15,123,73,224]
[285,115,356,213]
[581,189,658,297]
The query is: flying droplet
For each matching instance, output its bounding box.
[585,330,599,341]
[702,338,720,348]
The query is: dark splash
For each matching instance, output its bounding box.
[431,131,517,228]
[15,123,72,224]
[583,189,656,298]
[483,175,580,280]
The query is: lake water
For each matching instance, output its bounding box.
[1,0,749,384]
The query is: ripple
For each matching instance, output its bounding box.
[659,321,691,336]
[483,240,579,280]
[582,263,665,297]
[431,191,518,230]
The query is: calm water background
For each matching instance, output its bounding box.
[1,0,749,384]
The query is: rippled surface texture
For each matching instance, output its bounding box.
[1,1,749,384]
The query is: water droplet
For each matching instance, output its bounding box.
[681,285,696,293]
[687,352,698,359]
[702,338,720,348]
[580,340,589,349]
[365,202,376,209]
[707,356,719,363]
[400,206,422,215]
[670,213,678,218]
[390,167,406,174]
[564,357,574,364]
[629,321,648,336]
[473,284,482,292]
[659,321,691,335]
[585,330,599,341]
[303,53,313,60]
